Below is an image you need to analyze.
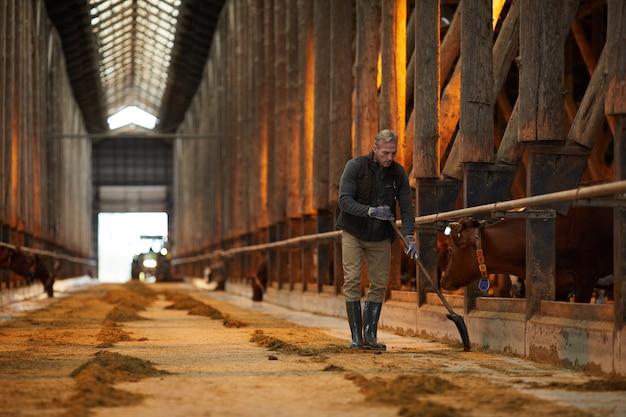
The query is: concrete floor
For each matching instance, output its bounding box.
[0,282,624,417]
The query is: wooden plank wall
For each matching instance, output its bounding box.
[0,0,93,287]
[172,0,617,298]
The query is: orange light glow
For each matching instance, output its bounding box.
[394,0,407,168]
[377,52,382,90]
[492,0,506,29]
[302,28,316,215]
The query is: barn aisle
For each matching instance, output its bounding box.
[0,282,624,417]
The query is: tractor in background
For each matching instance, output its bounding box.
[131,235,173,282]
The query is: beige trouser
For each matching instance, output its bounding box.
[341,231,391,303]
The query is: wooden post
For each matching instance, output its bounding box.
[380,0,406,167]
[264,0,277,286]
[458,0,493,313]
[329,0,354,205]
[459,0,493,164]
[381,0,407,294]
[407,4,459,111]
[313,0,332,290]
[302,214,317,291]
[519,0,570,317]
[286,0,301,289]
[605,0,626,328]
[298,0,315,291]
[313,0,331,212]
[329,0,354,296]
[274,0,289,288]
[441,1,513,179]
[354,0,380,156]
[613,118,626,328]
[519,0,565,142]
[413,0,440,305]
[413,0,440,178]
[496,0,579,164]
[289,218,302,290]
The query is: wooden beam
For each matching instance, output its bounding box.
[406,3,459,125]
[380,0,407,167]
[442,0,515,178]
[439,3,461,86]
[413,0,440,178]
[518,0,566,142]
[605,0,626,116]
[273,0,288,221]
[256,0,269,229]
[264,0,275,224]
[495,0,579,164]
[328,0,353,205]
[286,0,301,218]
[605,0,626,329]
[354,0,380,155]
[298,0,315,216]
[567,47,608,148]
[313,0,331,210]
[459,0,493,164]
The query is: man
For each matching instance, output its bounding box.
[336,129,416,350]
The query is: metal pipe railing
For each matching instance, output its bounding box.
[172,179,626,265]
[0,241,97,266]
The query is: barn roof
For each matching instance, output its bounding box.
[45,0,225,133]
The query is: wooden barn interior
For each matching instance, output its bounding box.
[0,0,626,415]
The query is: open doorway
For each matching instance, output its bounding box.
[98,212,168,282]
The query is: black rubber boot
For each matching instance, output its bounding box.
[363,301,386,350]
[346,301,364,349]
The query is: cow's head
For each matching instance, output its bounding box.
[10,249,36,279]
[438,219,482,291]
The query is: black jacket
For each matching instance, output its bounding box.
[336,153,414,241]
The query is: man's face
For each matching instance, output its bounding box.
[372,140,397,167]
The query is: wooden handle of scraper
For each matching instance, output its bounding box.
[390,221,457,316]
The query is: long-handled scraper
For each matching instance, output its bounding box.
[390,221,471,351]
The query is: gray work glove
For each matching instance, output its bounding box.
[405,235,418,260]
[368,205,394,221]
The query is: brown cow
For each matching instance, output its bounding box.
[0,247,55,297]
[438,206,613,303]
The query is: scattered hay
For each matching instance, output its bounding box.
[346,373,458,404]
[165,298,203,311]
[104,305,146,322]
[65,351,169,417]
[101,284,156,324]
[96,320,133,345]
[124,281,157,298]
[163,292,225,320]
[70,351,168,381]
[188,303,224,319]
[250,330,345,356]
[102,290,148,310]
[223,318,247,328]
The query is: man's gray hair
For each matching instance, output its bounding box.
[374,129,398,144]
